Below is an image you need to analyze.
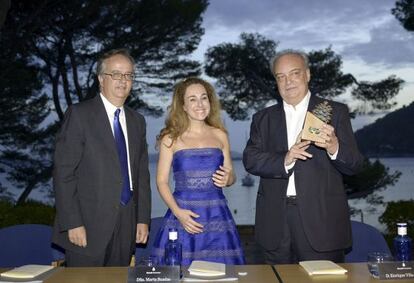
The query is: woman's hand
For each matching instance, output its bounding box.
[175,208,204,234]
[213,165,232,187]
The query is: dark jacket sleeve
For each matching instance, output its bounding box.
[53,106,84,231]
[331,104,364,175]
[136,116,151,225]
[243,111,290,179]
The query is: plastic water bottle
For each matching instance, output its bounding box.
[394,223,412,262]
[165,228,182,266]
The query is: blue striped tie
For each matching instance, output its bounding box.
[114,108,132,205]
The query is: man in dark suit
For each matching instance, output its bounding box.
[243,50,363,264]
[53,49,151,266]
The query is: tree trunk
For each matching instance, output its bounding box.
[16,181,36,205]
[49,63,64,121]
[68,40,83,102]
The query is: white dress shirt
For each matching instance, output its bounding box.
[100,93,133,190]
[283,92,339,196]
[284,92,311,196]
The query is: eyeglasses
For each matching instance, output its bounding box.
[103,72,135,81]
[275,69,304,83]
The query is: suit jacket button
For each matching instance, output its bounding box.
[114,204,119,209]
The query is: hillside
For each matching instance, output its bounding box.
[355,102,414,157]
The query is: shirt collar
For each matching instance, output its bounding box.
[283,91,311,113]
[100,93,124,116]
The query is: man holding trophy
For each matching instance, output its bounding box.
[243,49,364,264]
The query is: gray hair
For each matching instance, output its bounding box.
[96,48,135,75]
[269,49,309,77]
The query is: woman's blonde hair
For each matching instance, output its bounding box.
[156,77,226,148]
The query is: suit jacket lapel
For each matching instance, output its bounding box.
[269,104,288,151]
[92,95,119,165]
[124,108,137,175]
[307,94,322,112]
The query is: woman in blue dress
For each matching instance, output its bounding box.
[151,77,245,265]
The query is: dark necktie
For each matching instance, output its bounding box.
[114,108,132,205]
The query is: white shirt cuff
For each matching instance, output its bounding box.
[284,161,296,173]
[327,145,339,160]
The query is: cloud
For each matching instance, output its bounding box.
[343,19,414,66]
[200,0,413,64]
[183,0,414,149]
[205,0,390,29]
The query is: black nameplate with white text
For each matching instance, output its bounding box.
[127,266,180,283]
[378,261,414,280]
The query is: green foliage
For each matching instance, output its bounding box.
[0,0,207,203]
[345,158,401,199]
[4,0,207,119]
[205,32,405,201]
[392,0,414,31]
[308,47,354,99]
[205,33,278,120]
[204,33,404,120]
[0,28,52,203]
[0,0,10,28]
[345,158,401,216]
[355,102,414,157]
[352,75,404,112]
[0,200,55,229]
[379,200,414,249]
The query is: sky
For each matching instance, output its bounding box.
[145,0,414,153]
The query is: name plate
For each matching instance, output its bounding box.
[378,261,414,280]
[127,266,180,283]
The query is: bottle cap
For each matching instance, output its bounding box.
[169,230,178,240]
[397,223,407,235]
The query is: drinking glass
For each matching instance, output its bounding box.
[367,252,394,278]
[138,256,158,267]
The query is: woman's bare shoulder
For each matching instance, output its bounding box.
[210,127,227,139]
[159,135,176,150]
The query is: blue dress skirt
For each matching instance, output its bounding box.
[151,148,245,265]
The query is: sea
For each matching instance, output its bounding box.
[151,158,413,233]
[6,158,413,233]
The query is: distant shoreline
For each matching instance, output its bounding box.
[149,151,243,162]
[148,153,414,162]
[362,154,414,158]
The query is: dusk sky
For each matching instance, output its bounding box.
[145,0,414,153]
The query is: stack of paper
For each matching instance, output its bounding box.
[299,260,347,276]
[188,261,226,277]
[0,264,54,279]
[183,261,238,282]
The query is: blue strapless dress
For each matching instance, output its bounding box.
[151,148,245,265]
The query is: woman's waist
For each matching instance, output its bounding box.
[173,189,225,200]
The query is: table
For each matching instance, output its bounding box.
[2,263,413,282]
[29,265,277,283]
[274,263,414,283]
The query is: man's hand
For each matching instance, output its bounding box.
[285,140,312,166]
[136,223,149,244]
[68,226,87,247]
[314,124,339,155]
